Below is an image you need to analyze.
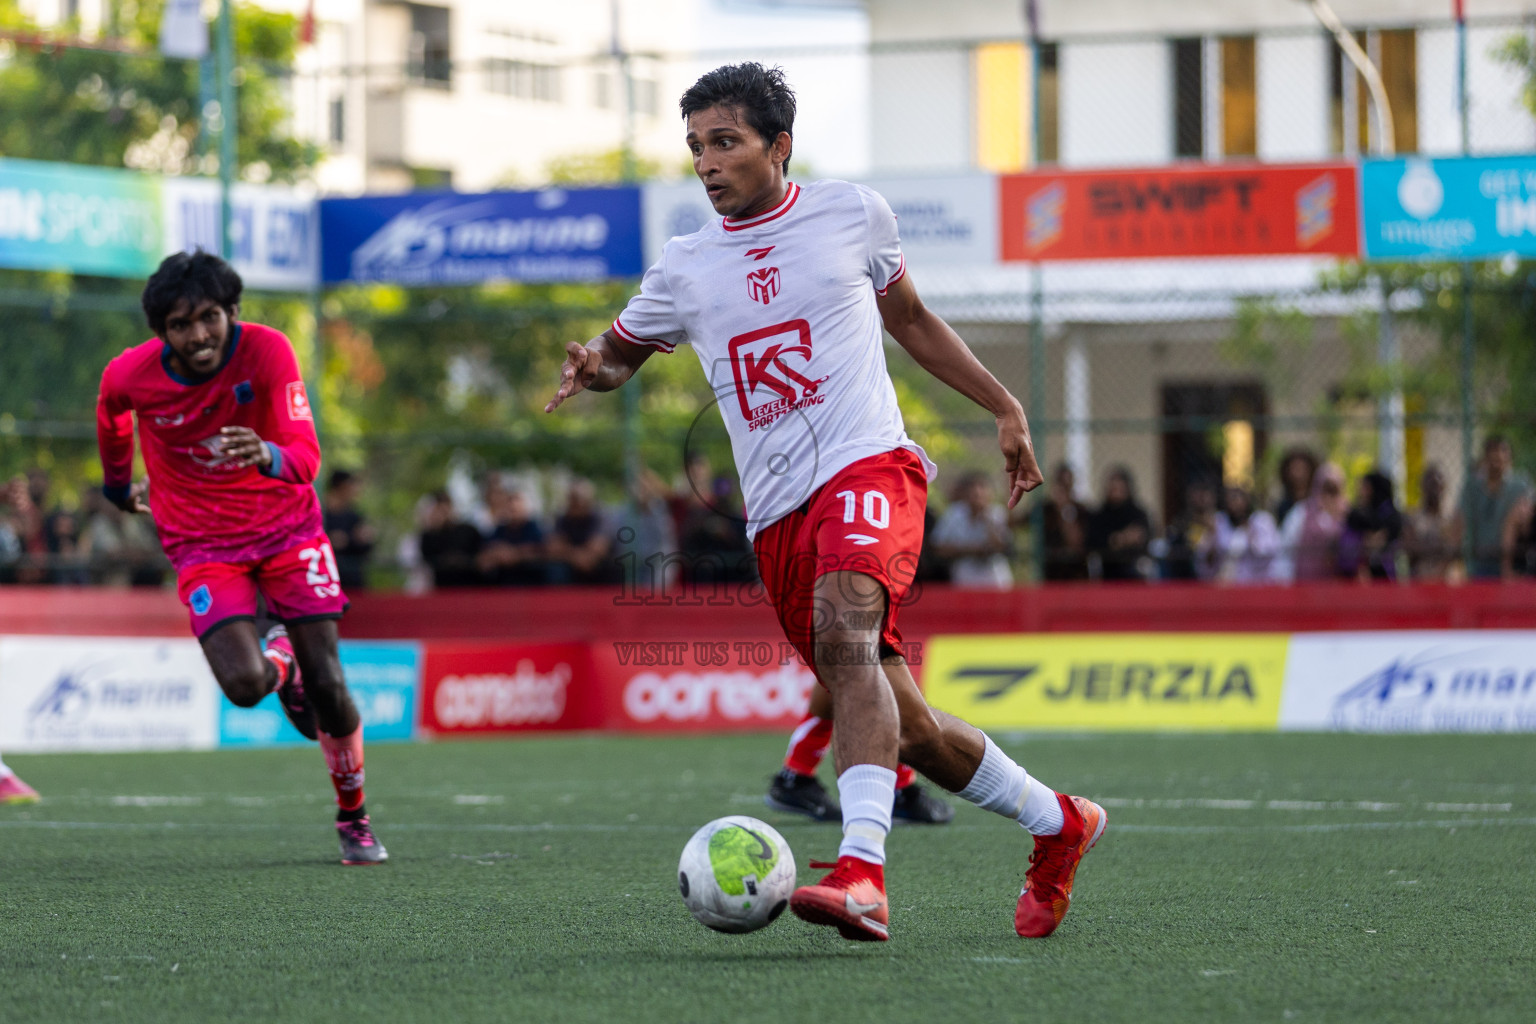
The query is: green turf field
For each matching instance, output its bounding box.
[3,732,1533,1023]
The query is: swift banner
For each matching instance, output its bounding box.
[1361,155,1536,260]
[924,633,1289,730]
[0,157,318,288]
[320,186,642,285]
[999,163,1359,261]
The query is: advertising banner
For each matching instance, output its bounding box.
[0,157,319,288]
[641,175,998,270]
[0,637,220,752]
[589,639,814,733]
[924,633,1289,731]
[999,163,1359,261]
[1280,631,1536,732]
[419,642,594,735]
[219,641,421,747]
[1361,155,1536,260]
[321,186,642,285]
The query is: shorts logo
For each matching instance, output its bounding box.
[747,266,781,305]
[726,319,828,428]
[190,584,213,617]
[286,382,313,421]
[233,381,254,405]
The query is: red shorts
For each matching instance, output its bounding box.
[752,448,928,682]
[177,537,349,639]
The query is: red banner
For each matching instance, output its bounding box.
[999,163,1360,261]
[419,642,595,735]
[589,640,815,733]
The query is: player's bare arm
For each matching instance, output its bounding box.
[544,330,653,412]
[875,273,1044,508]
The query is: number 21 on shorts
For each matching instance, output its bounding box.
[300,542,342,598]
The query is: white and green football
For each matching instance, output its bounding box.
[678,815,796,933]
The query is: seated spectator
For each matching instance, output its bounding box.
[1214,485,1280,583]
[1285,462,1349,581]
[5,475,46,584]
[933,472,1013,588]
[1273,447,1319,525]
[547,479,614,584]
[419,490,483,588]
[615,468,678,593]
[1402,465,1455,581]
[84,491,166,586]
[324,469,376,589]
[1163,479,1221,581]
[478,486,547,586]
[1035,463,1089,581]
[1340,470,1403,581]
[1088,466,1151,581]
[914,504,948,583]
[677,474,755,584]
[1455,435,1532,580]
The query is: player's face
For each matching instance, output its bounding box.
[686,105,787,218]
[162,296,236,377]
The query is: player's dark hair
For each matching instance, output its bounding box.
[141,250,243,337]
[679,63,796,174]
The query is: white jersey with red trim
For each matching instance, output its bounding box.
[613,179,936,538]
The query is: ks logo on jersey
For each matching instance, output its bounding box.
[747,266,780,305]
[727,319,828,425]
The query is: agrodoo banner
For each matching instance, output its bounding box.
[999,162,1359,261]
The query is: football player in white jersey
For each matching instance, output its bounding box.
[546,64,1107,942]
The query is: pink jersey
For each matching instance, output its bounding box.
[96,321,324,570]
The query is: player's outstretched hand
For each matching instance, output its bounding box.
[545,341,603,413]
[999,407,1044,509]
[219,426,273,470]
[120,478,151,515]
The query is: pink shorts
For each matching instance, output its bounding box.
[177,537,349,639]
[752,448,928,683]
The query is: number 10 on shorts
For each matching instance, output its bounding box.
[301,542,342,598]
[837,489,890,529]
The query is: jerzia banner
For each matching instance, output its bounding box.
[999,162,1359,261]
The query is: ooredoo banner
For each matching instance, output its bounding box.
[999,162,1360,261]
[924,633,1289,731]
[591,640,815,733]
[419,642,594,735]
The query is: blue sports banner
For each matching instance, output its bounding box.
[1361,155,1536,260]
[320,186,643,285]
[218,641,421,747]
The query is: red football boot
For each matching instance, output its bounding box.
[789,856,889,942]
[1015,794,1107,938]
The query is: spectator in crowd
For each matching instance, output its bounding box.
[83,491,166,586]
[1402,465,1456,581]
[478,484,547,586]
[914,504,949,583]
[1285,462,1349,581]
[1162,478,1220,581]
[669,452,714,538]
[46,505,90,584]
[418,490,483,587]
[5,475,46,584]
[547,479,613,584]
[1034,463,1089,581]
[1456,435,1532,580]
[615,468,678,593]
[1340,470,1404,581]
[933,472,1013,588]
[0,485,21,584]
[1214,484,1281,582]
[1088,466,1152,581]
[323,469,376,589]
[1273,448,1319,525]
[677,471,754,584]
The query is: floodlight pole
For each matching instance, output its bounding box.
[611,0,641,490]
[217,0,237,260]
[1457,0,1475,568]
[1026,0,1047,582]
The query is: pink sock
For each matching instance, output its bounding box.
[783,715,834,776]
[318,727,366,812]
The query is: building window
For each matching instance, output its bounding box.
[1037,41,1059,165]
[631,77,658,118]
[328,96,345,145]
[1173,37,1204,159]
[408,3,452,86]
[486,59,562,102]
[1221,36,1257,158]
[1332,28,1417,155]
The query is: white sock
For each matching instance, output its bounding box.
[837,763,897,865]
[0,753,10,778]
[956,735,1065,836]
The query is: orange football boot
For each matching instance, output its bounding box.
[1014,794,1107,938]
[789,856,890,942]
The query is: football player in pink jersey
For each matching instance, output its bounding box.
[96,251,385,865]
[547,64,1105,941]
